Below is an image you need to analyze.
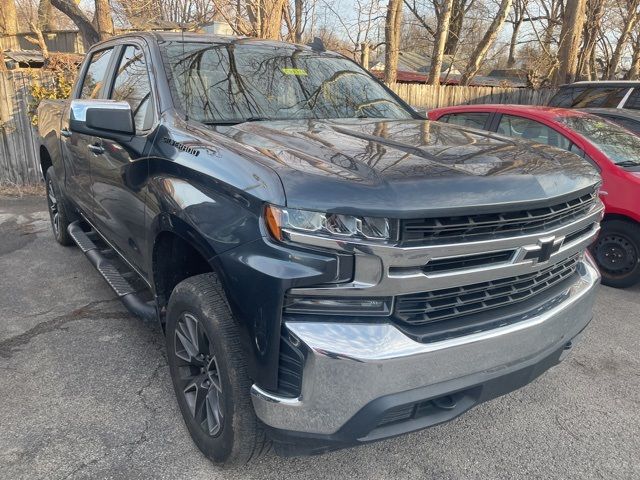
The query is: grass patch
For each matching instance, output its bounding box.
[0,182,46,197]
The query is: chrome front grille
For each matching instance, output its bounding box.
[394,254,580,326]
[401,192,597,245]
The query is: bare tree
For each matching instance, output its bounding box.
[1,0,19,34]
[38,0,55,30]
[506,0,528,68]
[459,0,513,85]
[244,0,287,38]
[384,0,402,83]
[428,0,454,84]
[444,0,473,55]
[576,0,604,80]
[607,0,640,79]
[552,0,586,85]
[94,0,114,40]
[293,0,304,42]
[626,33,640,79]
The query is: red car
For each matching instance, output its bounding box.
[429,105,640,287]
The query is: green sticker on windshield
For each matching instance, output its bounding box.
[281,68,307,76]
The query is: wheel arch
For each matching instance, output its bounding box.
[602,212,640,226]
[39,145,53,180]
[151,221,218,317]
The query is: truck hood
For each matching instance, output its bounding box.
[217,118,600,217]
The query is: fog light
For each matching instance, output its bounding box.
[284,296,392,316]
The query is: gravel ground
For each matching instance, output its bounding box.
[1,196,639,480]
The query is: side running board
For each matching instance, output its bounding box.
[68,221,157,323]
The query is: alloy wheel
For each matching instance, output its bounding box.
[174,313,224,437]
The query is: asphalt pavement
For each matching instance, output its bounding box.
[1,195,638,480]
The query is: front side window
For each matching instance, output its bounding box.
[161,42,413,124]
[559,115,640,167]
[441,112,489,130]
[497,114,571,150]
[79,48,114,99]
[625,88,640,110]
[110,45,154,131]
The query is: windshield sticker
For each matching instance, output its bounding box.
[281,68,308,76]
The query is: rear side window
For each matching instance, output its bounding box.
[440,112,490,130]
[550,86,629,108]
[497,114,571,150]
[548,87,587,107]
[110,45,154,131]
[79,48,114,99]
[625,89,640,110]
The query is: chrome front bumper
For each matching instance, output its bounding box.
[251,254,600,435]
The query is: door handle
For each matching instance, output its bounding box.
[61,127,72,138]
[88,144,105,155]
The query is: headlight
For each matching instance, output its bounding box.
[265,205,391,243]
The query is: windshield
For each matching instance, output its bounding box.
[161,41,412,124]
[559,115,640,167]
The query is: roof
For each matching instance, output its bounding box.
[430,104,593,119]
[562,81,640,87]
[2,50,45,67]
[149,31,312,50]
[91,31,340,56]
[579,108,640,120]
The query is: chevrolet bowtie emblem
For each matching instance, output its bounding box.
[518,236,563,264]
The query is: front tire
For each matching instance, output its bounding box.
[592,220,640,288]
[45,167,73,246]
[165,273,269,466]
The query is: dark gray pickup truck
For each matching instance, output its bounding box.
[37,32,603,465]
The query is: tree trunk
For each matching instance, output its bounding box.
[459,0,512,85]
[444,0,465,55]
[507,19,523,68]
[38,0,56,31]
[246,0,286,39]
[552,0,587,85]
[576,0,604,80]
[0,0,19,35]
[384,0,403,84]
[429,0,454,85]
[93,0,114,41]
[294,0,303,43]
[607,1,640,79]
[0,50,7,72]
[626,37,640,79]
[360,42,370,69]
[50,0,100,48]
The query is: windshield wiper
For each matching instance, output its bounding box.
[615,160,640,167]
[204,117,268,126]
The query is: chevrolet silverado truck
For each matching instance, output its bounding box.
[37,32,603,465]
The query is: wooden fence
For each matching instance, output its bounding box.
[0,72,558,186]
[389,83,558,109]
[0,71,56,186]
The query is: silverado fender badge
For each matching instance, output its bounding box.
[162,137,201,157]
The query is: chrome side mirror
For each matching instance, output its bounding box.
[70,99,135,138]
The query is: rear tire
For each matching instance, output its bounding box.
[45,167,73,246]
[165,273,270,466]
[592,220,640,288]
